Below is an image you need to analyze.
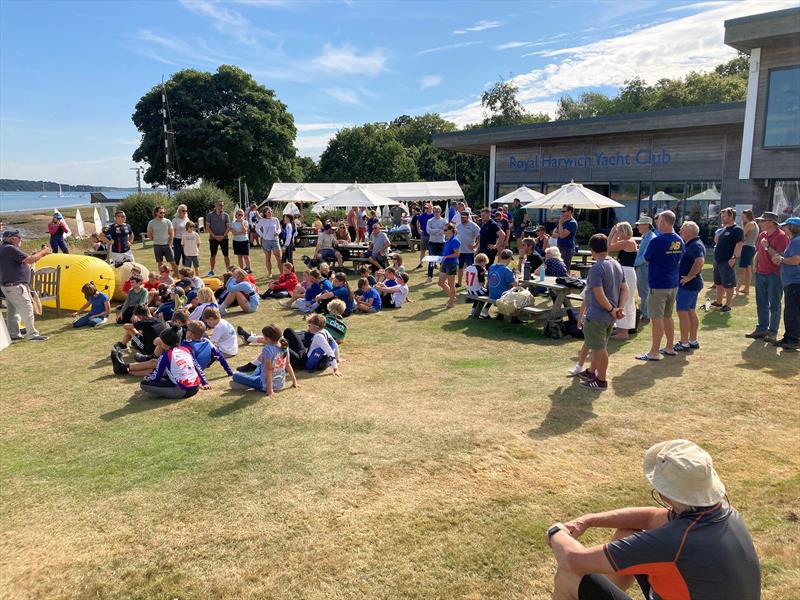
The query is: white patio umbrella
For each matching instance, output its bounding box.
[686,188,721,202]
[282,201,301,216]
[526,181,624,210]
[650,190,678,202]
[312,183,399,213]
[495,185,545,207]
[271,184,324,204]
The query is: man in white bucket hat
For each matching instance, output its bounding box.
[545,440,760,600]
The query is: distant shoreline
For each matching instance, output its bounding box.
[0,202,95,216]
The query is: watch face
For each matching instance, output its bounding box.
[547,525,561,538]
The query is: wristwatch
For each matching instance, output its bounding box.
[547,525,563,540]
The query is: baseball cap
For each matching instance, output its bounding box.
[780,216,800,227]
[2,228,21,240]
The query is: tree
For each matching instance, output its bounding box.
[480,80,550,127]
[116,192,172,236]
[293,156,319,182]
[131,65,297,198]
[715,52,749,78]
[556,91,615,120]
[317,123,418,183]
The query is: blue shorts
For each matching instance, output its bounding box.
[262,239,280,252]
[713,261,737,288]
[458,253,474,268]
[676,287,700,311]
[739,245,756,268]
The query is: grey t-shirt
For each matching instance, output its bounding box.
[426,216,446,243]
[371,232,390,257]
[455,220,480,252]
[148,218,172,245]
[585,257,624,323]
[206,210,230,237]
[0,243,31,285]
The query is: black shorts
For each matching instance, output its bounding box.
[441,262,458,276]
[209,237,229,257]
[232,240,250,256]
[153,244,174,263]
[458,253,475,268]
[578,574,650,600]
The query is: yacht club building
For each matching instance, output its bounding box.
[433,7,799,239]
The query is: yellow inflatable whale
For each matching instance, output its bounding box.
[37,254,116,311]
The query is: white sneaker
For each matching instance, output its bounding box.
[567,364,584,376]
[480,308,490,319]
[426,277,433,283]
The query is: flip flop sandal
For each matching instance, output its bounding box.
[634,354,662,361]
[659,348,678,356]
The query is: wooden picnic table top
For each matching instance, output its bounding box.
[337,243,369,251]
[517,276,570,291]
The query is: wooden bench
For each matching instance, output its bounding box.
[139,233,152,249]
[31,266,62,317]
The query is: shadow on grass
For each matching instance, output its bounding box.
[699,309,734,330]
[394,305,452,323]
[208,389,261,417]
[528,379,598,439]
[100,390,184,421]
[611,353,689,397]
[736,340,800,379]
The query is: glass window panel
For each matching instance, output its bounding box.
[764,67,800,148]
[685,181,721,243]
[650,182,686,224]
[773,180,800,218]
[639,182,652,219]
[609,182,640,228]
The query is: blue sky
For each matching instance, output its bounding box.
[0,0,794,187]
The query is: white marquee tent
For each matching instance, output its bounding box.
[266,181,464,205]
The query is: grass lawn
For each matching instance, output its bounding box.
[1,235,798,599]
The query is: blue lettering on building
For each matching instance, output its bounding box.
[508,149,671,170]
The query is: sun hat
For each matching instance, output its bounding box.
[644,440,726,507]
[755,211,780,222]
[2,228,21,240]
[635,216,654,226]
[779,216,800,227]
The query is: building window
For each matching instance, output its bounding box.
[649,182,686,221]
[773,180,800,218]
[609,182,640,227]
[763,66,800,148]
[686,182,722,243]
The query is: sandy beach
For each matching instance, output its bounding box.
[0,205,99,240]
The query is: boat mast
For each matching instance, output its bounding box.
[161,76,171,198]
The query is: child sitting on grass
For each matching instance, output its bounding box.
[260,262,298,299]
[72,282,111,328]
[114,304,167,359]
[390,253,406,274]
[230,324,298,395]
[324,299,348,343]
[358,265,376,287]
[182,320,233,375]
[177,267,204,291]
[284,314,342,376]
[354,277,382,313]
[136,325,210,399]
[202,306,237,358]
[117,275,148,324]
[219,268,259,315]
[315,272,354,316]
[121,265,142,296]
[188,287,218,321]
[295,268,332,314]
[376,269,410,308]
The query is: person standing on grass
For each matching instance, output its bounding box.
[607,222,638,341]
[636,210,684,362]
[147,205,178,278]
[425,206,446,282]
[545,439,760,600]
[764,217,800,350]
[711,207,743,313]
[674,221,705,352]
[439,223,460,308]
[576,234,627,390]
[478,207,505,266]
[171,204,189,267]
[737,209,759,295]
[633,215,656,325]
[0,228,50,341]
[347,207,358,243]
[230,208,252,273]
[205,200,231,276]
[247,202,261,247]
[257,206,282,279]
[455,210,480,287]
[746,212,788,344]
[511,197,528,247]
[281,214,296,265]
[554,204,578,272]
[102,210,135,264]
[416,203,434,269]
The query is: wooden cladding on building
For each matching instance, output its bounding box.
[495,127,736,184]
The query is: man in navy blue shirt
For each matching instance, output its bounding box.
[637,210,684,362]
[555,204,578,272]
[479,208,505,266]
[101,210,135,264]
[675,221,706,352]
[416,204,434,269]
[712,207,744,313]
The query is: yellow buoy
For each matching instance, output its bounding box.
[112,262,150,301]
[37,254,116,311]
[202,277,222,291]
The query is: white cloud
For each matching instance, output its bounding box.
[453,20,502,34]
[494,41,532,50]
[442,99,559,129]
[312,43,387,76]
[419,75,443,90]
[295,132,337,159]
[416,41,482,56]
[295,122,352,132]
[178,0,268,47]
[443,0,796,127]
[325,87,360,105]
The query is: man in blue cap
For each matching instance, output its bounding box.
[0,228,51,341]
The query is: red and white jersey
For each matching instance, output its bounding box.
[164,347,202,388]
[464,265,485,294]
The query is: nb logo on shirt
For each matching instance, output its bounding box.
[668,241,682,254]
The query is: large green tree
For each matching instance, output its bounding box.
[479,80,551,127]
[131,65,298,197]
[316,123,418,183]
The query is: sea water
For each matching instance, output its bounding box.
[0,191,107,213]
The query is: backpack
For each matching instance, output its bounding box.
[495,287,533,316]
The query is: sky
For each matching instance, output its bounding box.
[0,0,795,188]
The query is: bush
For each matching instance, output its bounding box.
[116,192,173,236]
[175,183,235,224]
[576,220,596,242]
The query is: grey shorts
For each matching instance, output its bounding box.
[713,261,737,288]
[583,318,614,350]
[184,255,199,268]
[648,287,677,319]
[440,262,458,276]
[154,244,174,263]
[421,235,430,251]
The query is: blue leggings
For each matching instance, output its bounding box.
[50,238,69,253]
[73,313,105,328]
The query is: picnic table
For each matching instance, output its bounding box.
[388,230,418,250]
[516,276,583,338]
[296,228,318,247]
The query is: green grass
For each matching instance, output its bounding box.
[1,236,798,599]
